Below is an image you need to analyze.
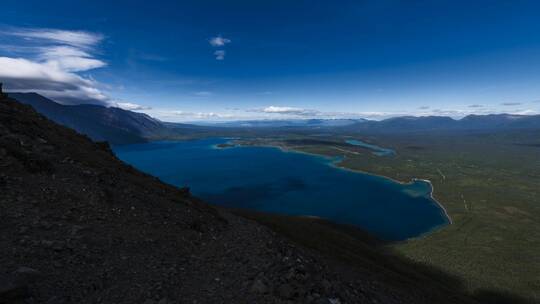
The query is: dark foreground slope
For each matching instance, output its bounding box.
[0,95,480,304]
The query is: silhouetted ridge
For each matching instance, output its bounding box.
[7,92,195,144]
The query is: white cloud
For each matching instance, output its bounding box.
[115,102,152,111]
[251,105,332,117]
[138,108,245,122]
[260,106,314,115]
[214,50,226,60]
[512,109,538,115]
[246,105,538,121]
[38,46,106,72]
[0,27,110,105]
[0,57,108,103]
[209,36,231,47]
[208,36,231,60]
[248,105,366,119]
[173,111,217,118]
[8,28,104,49]
[168,110,234,120]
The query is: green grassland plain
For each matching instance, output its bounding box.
[230,130,540,301]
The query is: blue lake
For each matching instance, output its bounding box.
[113,138,449,241]
[346,139,396,156]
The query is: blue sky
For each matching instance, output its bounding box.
[1,0,540,121]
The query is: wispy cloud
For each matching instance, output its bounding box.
[245,104,540,121]
[38,45,106,72]
[0,26,110,105]
[0,57,108,103]
[258,106,318,116]
[8,28,104,49]
[214,50,226,60]
[468,104,484,108]
[115,102,152,111]
[169,110,234,120]
[501,102,522,106]
[208,35,230,60]
[250,105,362,119]
[512,109,538,115]
[173,111,215,118]
[209,36,231,47]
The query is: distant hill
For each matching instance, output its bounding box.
[459,114,540,130]
[8,92,540,142]
[353,116,457,133]
[8,92,198,144]
[189,114,540,133]
[347,114,540,133]
[198,118,363,128]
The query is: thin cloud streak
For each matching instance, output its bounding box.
[5,27,104,49]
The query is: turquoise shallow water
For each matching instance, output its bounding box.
[113,138,449,241]
[345,139,396,156]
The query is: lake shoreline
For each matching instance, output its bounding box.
[216,139,453,228]
[119,138,451,241]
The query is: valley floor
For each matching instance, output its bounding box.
[226,131,540,302]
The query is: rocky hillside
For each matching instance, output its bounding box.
[0,94,480,303]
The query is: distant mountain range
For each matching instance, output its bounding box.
[8,93,203,144]
[348,114,540,133]
[198,118,364,128]
[6,92,540,144]
[196,115,540,132]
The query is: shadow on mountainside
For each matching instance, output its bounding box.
[230,209,537,304]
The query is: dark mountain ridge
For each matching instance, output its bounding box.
[8,92,540,144]
[7,92,197,144]
[346,114,540,133]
